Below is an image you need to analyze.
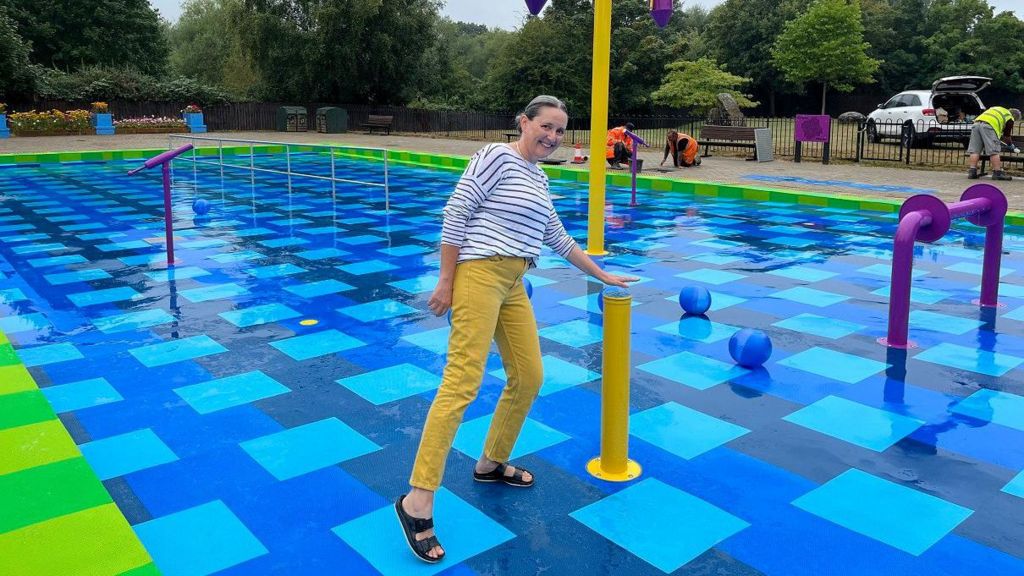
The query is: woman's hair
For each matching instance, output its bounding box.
[514,95,568,133]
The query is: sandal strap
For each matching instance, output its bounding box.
[411,516,434,532]
[413,535,442,554]
[499,462,530,481]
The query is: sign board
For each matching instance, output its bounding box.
[795,114,831,143]
[754,128,774,162]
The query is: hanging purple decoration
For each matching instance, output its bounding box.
[650,0,673,28]
[525,0,548,16]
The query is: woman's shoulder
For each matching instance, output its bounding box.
[476,142,516,160]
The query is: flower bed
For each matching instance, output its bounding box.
[9,109,92,136]
[114,117,187,134]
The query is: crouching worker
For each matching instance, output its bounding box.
[660,130,701,168]
[606,122,635,168]
[968,106,1021,181]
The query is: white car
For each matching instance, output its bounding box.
[865,76,989,147]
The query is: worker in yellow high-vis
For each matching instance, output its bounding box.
[968,106,1021,181]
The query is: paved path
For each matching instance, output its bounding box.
[3,130,1022,210]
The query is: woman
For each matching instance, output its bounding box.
[395,95,638,563]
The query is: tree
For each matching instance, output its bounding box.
[0,0,168,75]
[772,0,880,114]
[0,7,33,99]
[167,0,259,99]
[651,57,758,115]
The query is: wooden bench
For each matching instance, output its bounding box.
[505,132,519,142]
[361,115,394,135]
[699,125,758,159]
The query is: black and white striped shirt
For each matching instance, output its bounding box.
[441,143,577,263]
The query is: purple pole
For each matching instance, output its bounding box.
[161,162,175,265]
[624,130,648,207]
[650,0,673,28]
[525,0,547,15]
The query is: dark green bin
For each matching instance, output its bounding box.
[276,106,308,132]
[316,107,348,133]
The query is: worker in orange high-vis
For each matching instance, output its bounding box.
[660,130,701,168]
[606,122,635,168]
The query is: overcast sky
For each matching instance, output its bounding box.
[150,0,1016,27]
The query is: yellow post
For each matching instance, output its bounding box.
[587,287,641,482]
[585,0,612,256]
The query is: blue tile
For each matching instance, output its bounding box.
[687,253,743,265]
[92,308,175,334]
[539,319,603,348]
[945,262,1014,276]
[0,288,28,304]
[0,313,50,334]
[771,286,850,307]
[180,283,250,303]
[571,478,749,573]
[632,402,750,459]
[270,330,365,360]
[258,237,310,248]
[490,355,600,397]
[174,371,290,414]
[1003,470,1024,498]
[44,269,111,286]
[784,396,924,451]
[145,266,211,283]
[453,414,570,459]
[80,428,179,480]
[18,342,84,367]
[336,363,441,405]
[338,234,383,245]
[209,250,263,263]
[245,263,307,279]
[283,279,355,298]
[219,303,301,328]
[773,313,865,339]
[766,236,816,248]
[240,418,380,481]
[871,285,951,304]
[387,275,439,294]
[778,347,888,384]
[296,247,349,260]
[858,264,927,278]
[914,343,1023,378]
[792,468,973,555]
[675,268,746,285]
[41,377,123,413]
[654,316,739,343]
[336,260,398,275]
[400,326,451,355]
[135,500,268,576]
[638,351,748,390]
[908,310,984,335]
[28,254,87,268]
[333,488,514,576]
[119,254,170,266]
[129,335,227,368]
[767,266,838,282]
[338,299,417,323]
[67,287,141,307]
[180,239,228,250]
[605,254,658,267]
[378,245,431,257]
[12,242,67,255]
[96,240,152,252]
[951,389,1024,432]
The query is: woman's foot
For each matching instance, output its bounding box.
[473,458,534,487]
[395,493,444,562]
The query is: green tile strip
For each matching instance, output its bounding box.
[0,331,158,575]
[3,143,1022,226]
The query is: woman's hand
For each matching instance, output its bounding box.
[599,272,640,288]
[427,281,453,316]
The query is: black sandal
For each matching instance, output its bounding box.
[394,495,445,564]
[473,462,535,487]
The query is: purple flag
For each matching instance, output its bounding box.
[650,0,672,28]
[525,0,548,16]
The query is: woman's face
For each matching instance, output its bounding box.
[518,106,568,162]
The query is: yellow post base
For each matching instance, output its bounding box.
[586,457,642,482]
[585,248,609,256]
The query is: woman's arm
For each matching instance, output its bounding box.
[565,245,638,288]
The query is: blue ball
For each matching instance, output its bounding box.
[729,328,772,368]
[192,198,210,215]
[523,277,533,299]
[678,286,711,314]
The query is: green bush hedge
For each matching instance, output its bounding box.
[32,66,231,105]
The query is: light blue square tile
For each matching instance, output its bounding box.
[219,303,301,328]
[283,279,355,298]
[338,299,417,323]
[96,240,152,253]
[180,283,250,303]
[951,389,1024,432]
[333,488,514,576]
[400,326,451,355]
[145,266,211,283]
[675,268,746,285]
[0,288,28,305]
[338,234,384,245]
[490,355,600,396]
[240,418,380,480]
[67,287,141,307]
[632,402,750,459]
[181,239,228,250]
[296,247,349,261]
[654,316,739,343]
[18,342,84,367]
[945,262,1014,276]
[766,236,816,248]
[120,254,171,267]
[638,351,748,390]
[378,245,431,257]
[687,253,743,265]
[258,237,310,248]
[914,343,1023,378]
[767,266,838,282]
[336,260,399,275]
[245,263,307,279]
[605,254,657,268]
[871,285,951,305]
[135,500,268,576]
[93,309,175,334]
[772,286,850,307]
[336,364,442,405]
[210,250,263,263]
[539,320,603,348]
[28,254,87,268]
[784,396,924,451]
[560,292,639,313]
[571,478,749,573]
[388,275,439,294]
[859,264,927,278]
[1002,470,1024,498]
[44,269,111,285]
[80,428,179,480]
[773,313,865,339]
[908,310,984,335]
[129,335,227,368]
[778,347,888,384]
[174,371,290,414]
[300,226,345,235]
[792,468,973,555]
[41,377,123,413]
[0,313,50,334]
[453,414,570,459]
[270,330,365,360]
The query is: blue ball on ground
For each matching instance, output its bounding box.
[192,198,210,215]
[523,277,533,299]
[729,328,772,368]
[678,286,711,314]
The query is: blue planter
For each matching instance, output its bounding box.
[184,112,207,133]
[93,112,114,135]
[0,113,8,138]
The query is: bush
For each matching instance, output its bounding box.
[114,116,186,134]
[34,66,230,105]
[8,109,91,135]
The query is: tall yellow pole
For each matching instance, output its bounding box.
[587,287,641,481]
[586,0,612,256]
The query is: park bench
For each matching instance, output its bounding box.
[700,125,759,159]
[361,115,394,135]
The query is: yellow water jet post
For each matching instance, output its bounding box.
[587,287,641,481]
[585,0,612,256]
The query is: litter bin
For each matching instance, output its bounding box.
[316,107,348,133]
[276,106,308,132]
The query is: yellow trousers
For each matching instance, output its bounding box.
[410,256,543,491]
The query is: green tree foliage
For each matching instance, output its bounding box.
[167,0,259,99]
[0,8,34,98]
[33,65,230,103]
[0,0,168,75]
[651,57,758,114]
[772,0,881,113]
[412,19,512,109]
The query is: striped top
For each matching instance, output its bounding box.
[441,143,577,263]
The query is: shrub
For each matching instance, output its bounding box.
[8,109,91,135]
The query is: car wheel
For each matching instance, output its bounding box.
[901,123,917,149]
[866,120,881,143]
